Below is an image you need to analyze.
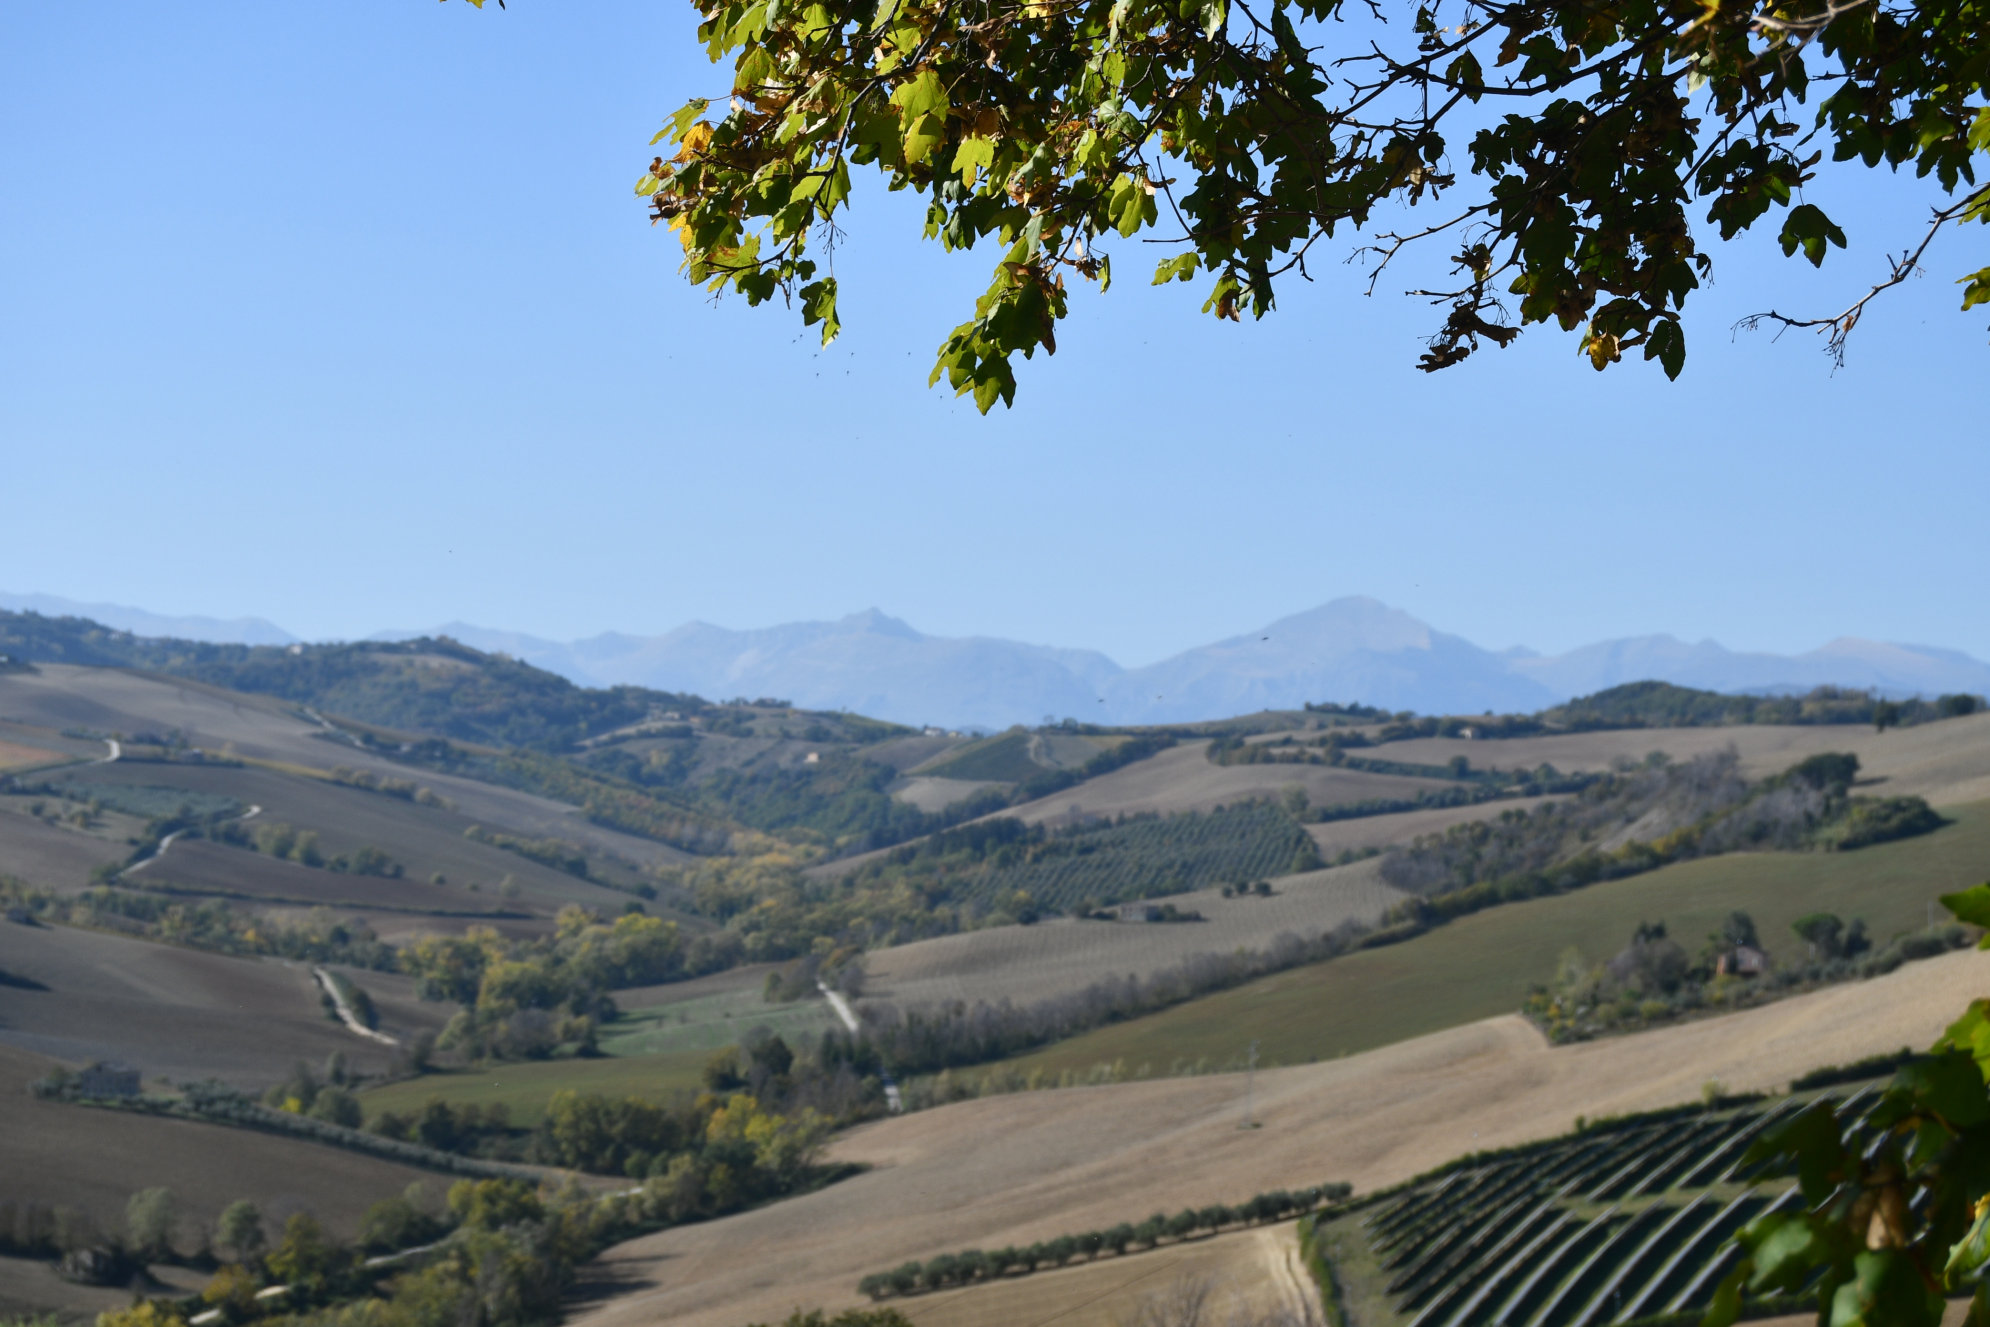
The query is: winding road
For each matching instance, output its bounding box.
[313,966,401,1047]
[817,979,901,1113]
[123,803,260,876]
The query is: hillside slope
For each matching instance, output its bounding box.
[572,947,1990,1327]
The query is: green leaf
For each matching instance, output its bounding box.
[1779,203,1848,267]
[1702,1260,1749,1327]
[652,99,712,146]
[952,136,995,185]
[1942,884,1990,928]
[1644,319,1685,379]
[891,70,948,121]
[800,277,840,346]
[1960,269,1990,312]
[1199,0,1227,38]
[1152,253,1199,284]
[1898,1048,1990,1126]
[1947,1205,1990,1290]
[1829,1249,1944,1327]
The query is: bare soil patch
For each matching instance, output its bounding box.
[0,802,135,891]
[0,920,400,1084]
[891,776,1008,814]
[143,839,514,914]
[572,947,1990,1327]
[0,1042,434,1250]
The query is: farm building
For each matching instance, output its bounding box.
[76,1061,141,1098]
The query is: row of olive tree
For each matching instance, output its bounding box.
[856,1184,1350,1299]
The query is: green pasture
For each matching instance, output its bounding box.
[599,985,841,1057]
[1001,799,1990,1077]
[360,1048,713,1126]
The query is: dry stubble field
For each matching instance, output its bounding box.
[863,858,1406,1008]
[571,946,1990,1327]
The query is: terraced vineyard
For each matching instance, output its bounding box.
[1314,1087,1893,1327]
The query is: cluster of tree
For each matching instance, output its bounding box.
[813,801,1319,927]
[0,878,396,970]
[374,1033,870,1184]
[461,825,589,879]
[349,734,738,858]
[1378,752,1943,919]
[260,1056,368,1127]
[586,742,973,856]
[1523,912,1973,1043]
[397,906,758,1060]
[1542,682,1984,732]
[324,767,451,808]
[32,1069,527,1182]
[856,1184,1350,1298]
[202,819,405,879]
[826,918,1374,1078]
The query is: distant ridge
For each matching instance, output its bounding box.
[373,596,1990,730]
[0,591,297,647]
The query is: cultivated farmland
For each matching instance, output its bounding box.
[569,947,1990,1327]
[0,917,403,1084]
[1314,1093,1859,1326]
[994,798,1990,1075]
[1347,711,1990,801]
[0,1041,436,1242]
[863,857,1406,1007]
[57,758,652,911]
[359,1048,714,1126]
[1002,740,1448,822]
[0,665,694,872]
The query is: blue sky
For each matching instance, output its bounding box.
[3,2,1983,667]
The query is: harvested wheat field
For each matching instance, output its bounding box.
[1357,711,1990,802]
[887,1224,1319,1327]
[864,858,1405,1007]
[1302,793,1567,858]
[571,946,1990,1327]
[1002,742,1445,823]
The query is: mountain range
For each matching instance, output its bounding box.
[16,591,1984,730]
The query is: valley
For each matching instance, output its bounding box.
[2,605,1987,1327]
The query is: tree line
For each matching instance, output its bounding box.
[856,1183,1351,1298]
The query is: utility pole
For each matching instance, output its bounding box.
[1242,1039,1260,1130]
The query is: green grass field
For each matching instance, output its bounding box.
[1000,799,1990,1077]
[360,1048,714,1125]
[598,985,841,1057]
[359,986,839,1123]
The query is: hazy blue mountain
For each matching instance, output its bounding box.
[1513,634,1990,699]
[37,589,1969,730]
[0,592,297,646]
[367,598,1990,729]
[1102,597,1557,722]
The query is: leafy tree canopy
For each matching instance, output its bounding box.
[476,0,1988,408]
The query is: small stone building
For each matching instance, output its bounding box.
[76,1061,141,1098]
